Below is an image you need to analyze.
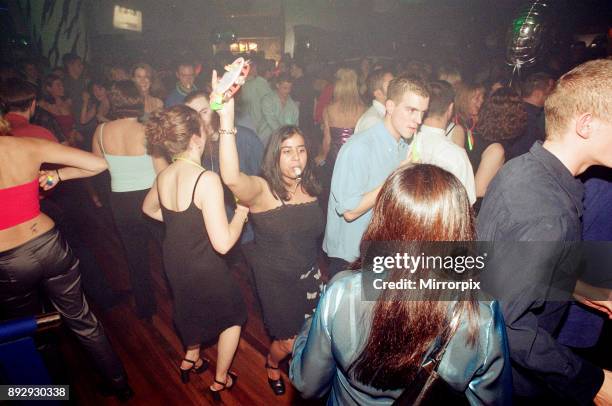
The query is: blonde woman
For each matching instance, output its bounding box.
[315,68,366,167]
[132,63,163,117]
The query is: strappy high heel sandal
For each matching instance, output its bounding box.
[265,362,285,396]
[179,358,210,384]
[208,371,238,402]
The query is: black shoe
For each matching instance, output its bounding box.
[180,358,210,384]
[208,371,238,402]
[265,363,285,396]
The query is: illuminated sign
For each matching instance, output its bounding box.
[230,41,258,53]
[113,5,142,32]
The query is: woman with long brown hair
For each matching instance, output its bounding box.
[451,82,486,149]
[290,164,510,405]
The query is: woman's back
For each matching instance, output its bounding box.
[94,118,158,192]
[157,167,217,260]
[0,136,107,251]
[291,271,511,405]
[0,137,53,250]
[96,118,147,156]
[156,165,210,213]
[0,136,41,188]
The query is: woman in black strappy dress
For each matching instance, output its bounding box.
[219,95,324,396]
[143,105,248,399]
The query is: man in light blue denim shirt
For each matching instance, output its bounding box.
[323,76,430,276]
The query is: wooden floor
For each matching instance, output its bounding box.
[54,208,327,406]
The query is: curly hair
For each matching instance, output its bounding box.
[145,105,203,160]
[108,80,144,119]
[475,87,527,142]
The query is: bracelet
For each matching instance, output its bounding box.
[218,128,237,136]
[56,169,62,182]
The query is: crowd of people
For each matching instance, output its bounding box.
[0,47,611,405]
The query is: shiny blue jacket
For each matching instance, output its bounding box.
[290,271,512,405]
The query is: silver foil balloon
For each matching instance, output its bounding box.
[506,0,551,69]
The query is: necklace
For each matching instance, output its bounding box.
[173,156,205,170]
[285,178,301,200]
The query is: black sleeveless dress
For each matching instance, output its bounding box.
[160,171,246,347]
[467,132,515,213]
[245,199,324,340]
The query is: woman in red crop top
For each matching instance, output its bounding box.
[0,119,133,401]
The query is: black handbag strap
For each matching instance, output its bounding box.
[392,311,461,406]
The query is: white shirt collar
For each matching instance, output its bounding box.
[372,100,386,116]
[418,124,446,137]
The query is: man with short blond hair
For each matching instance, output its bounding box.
[478,59,612,405]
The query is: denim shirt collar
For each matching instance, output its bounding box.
[376,122,410,149]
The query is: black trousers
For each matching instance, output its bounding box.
[41,198,118,310]
[109,189,162,319]
[0,228,127,389]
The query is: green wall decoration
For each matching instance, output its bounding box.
[17,0,89,66]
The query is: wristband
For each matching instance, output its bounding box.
[218,128,237,136]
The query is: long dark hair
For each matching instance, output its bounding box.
[350,164,479,390]
[261,126,320,201]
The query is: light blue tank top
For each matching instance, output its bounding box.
[99,123,156,192]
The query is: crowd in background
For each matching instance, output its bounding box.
[1,44,612,405]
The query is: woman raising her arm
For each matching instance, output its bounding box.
[219,87,324,396]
